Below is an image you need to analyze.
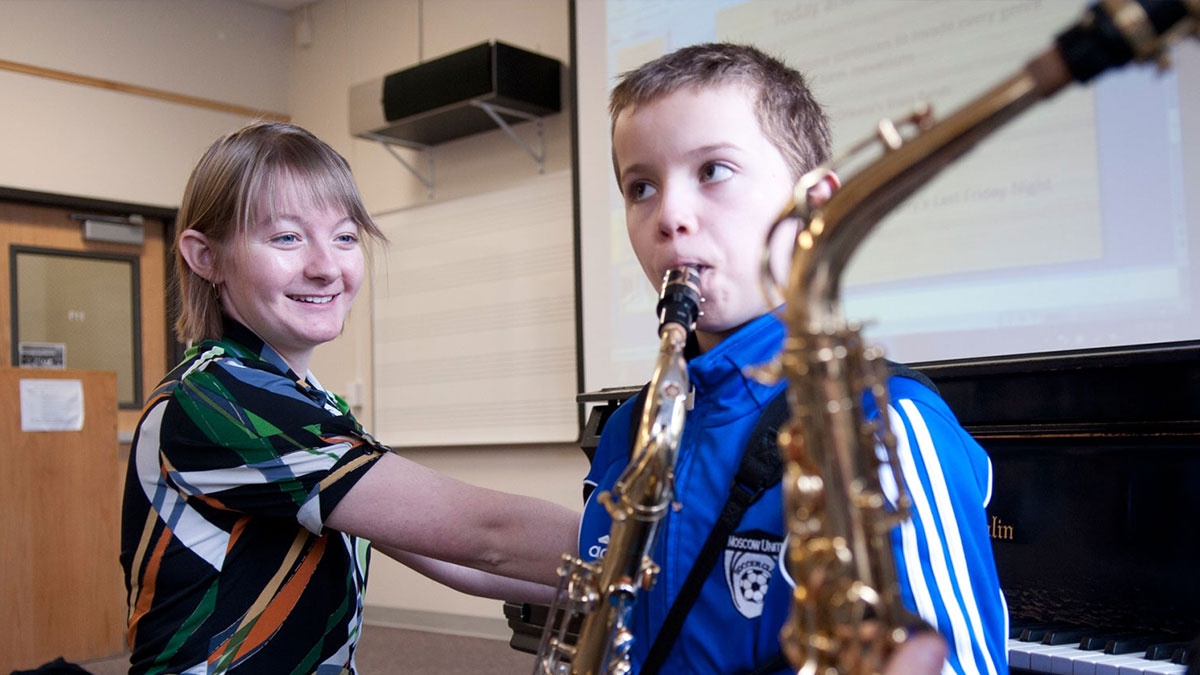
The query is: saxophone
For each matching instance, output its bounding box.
[534,265,702,675]
[768,1,1198,673]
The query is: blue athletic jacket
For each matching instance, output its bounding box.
[578,311,1009,674]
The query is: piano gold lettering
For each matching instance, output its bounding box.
[989,515,1014,541]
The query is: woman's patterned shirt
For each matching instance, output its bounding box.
[121,319,387,674]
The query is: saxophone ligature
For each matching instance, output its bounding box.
[764,1,1198,673]
[533,265,702,675]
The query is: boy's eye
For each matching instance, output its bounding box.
[628,181,658,203]
[701,163,734,183]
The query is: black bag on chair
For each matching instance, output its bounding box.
[11,657,92,675]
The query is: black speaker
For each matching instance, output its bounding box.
[377,41,562,145]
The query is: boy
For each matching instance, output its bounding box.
[577,43,1008,674]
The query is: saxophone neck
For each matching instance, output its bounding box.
[787,69,1043,337]
[629,263,703,457]
[626,322,691,486]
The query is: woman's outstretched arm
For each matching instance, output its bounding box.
[326,451,579,587]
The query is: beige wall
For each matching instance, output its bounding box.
[0,0,291,206]
[1,0,587,640]
[288,0,585,635]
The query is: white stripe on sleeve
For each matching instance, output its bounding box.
[886,412,940,630]
[899,399,998,675]
[137,403,228,570]
[890,402,981,674]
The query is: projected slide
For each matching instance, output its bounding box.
[577,0,1199,392]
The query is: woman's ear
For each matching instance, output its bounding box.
[178,229,219,283]
[804,170,841,209]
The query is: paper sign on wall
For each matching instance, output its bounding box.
[20,378,84,432]
[18,342,66,369]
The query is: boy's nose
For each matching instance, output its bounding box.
[656,188,698,237]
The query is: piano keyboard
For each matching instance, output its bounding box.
[1008,623,1194,675]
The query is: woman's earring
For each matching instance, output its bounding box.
[210,281,221,300]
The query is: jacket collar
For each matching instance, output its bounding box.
[687,311,786,412]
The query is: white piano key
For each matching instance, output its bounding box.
[1053,649,1088,675]
[1095,654,1155,675]
[1131,662,1186,675]
[1031,645,1090,672]
[1072,651,1132,675]
[1012,638,1072,670]
[1011,635,1183,675]
[1009,638,1034,670]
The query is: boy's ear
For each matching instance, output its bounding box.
[178,229,220,283]
[804,170,841,209]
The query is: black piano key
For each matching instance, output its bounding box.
[1042,627,1097,645]
[1020,623,1075,642]
[1080,631,1144,650]
[1008,618,1046,640]
[1105,633,1171,655]
[1170,644,1193,665]
[1144,640,1189,660]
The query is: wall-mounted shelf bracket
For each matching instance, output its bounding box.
[364,132,436,199]
[470,101,547,173]
[362,100,547,196]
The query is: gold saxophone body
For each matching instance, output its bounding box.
[534,265,702,675]
[769,2,1198,673]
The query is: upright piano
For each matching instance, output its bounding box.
[507,342,1200,674]
[926,343,1200,675]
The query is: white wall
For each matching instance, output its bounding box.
[288,0,586,635]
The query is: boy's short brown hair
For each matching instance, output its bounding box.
[173,121,385,344]
[609,42,831,179]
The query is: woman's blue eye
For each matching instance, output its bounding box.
[701,163,733,183]
[628,181,658,202]
[274,233,299,244]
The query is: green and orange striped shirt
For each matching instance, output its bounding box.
[121,319,386,674]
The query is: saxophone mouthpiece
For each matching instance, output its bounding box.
[657,265,703,335]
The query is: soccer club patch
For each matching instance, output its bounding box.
[724,529,783,619]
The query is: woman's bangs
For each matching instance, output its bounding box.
[246,165,356,226]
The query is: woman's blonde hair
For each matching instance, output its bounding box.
[173,121,385,343]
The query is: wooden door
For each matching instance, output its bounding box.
[0,368,124,666]
[0,201,169,435]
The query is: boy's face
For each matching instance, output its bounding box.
[613,83,797,352]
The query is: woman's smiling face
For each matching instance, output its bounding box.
[217,172,364,374]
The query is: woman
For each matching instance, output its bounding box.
[120,122,578,674]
